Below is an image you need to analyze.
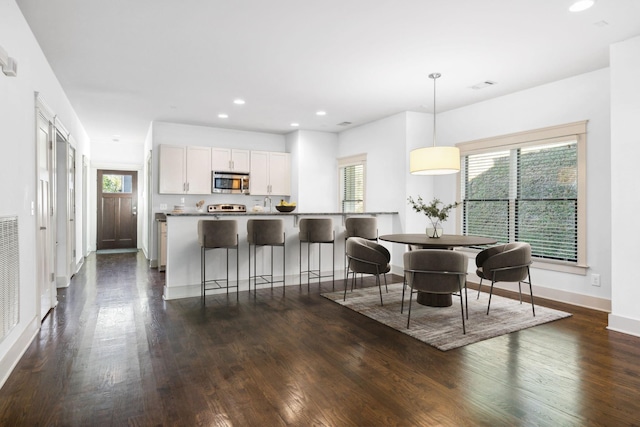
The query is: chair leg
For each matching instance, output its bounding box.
[528,267,535,317]
[235,246,239,302]
[401,275,407,313]
[383,273,388,292]
[487,280,496,315]
[201,246,205,301]
[459,284,466,335]
[477,278,483,299]
[518,281,523,303]
[406,287,414,328]
[376,272,383,306]
[464,285,468,320]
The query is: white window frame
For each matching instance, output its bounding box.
[456,121,588,275]
[338,153,367,213]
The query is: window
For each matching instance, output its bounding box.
[338,154,366,213]
[102,173,133,193]
[458,121,587,270]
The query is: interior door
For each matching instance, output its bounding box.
[68,145,76,271]
[36,113,55,320]
[97,170,138,250]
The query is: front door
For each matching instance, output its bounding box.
[97,170,138,250]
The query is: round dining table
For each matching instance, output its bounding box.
[379,233,497,306]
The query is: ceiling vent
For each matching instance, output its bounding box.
[471,81,497,90]
[337,121,352,126]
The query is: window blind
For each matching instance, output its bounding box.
[462,140,578,262]
[341,164,364,213]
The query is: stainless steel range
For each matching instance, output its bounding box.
[207,203,246,213]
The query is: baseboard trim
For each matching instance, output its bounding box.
[0,316,39,390]
[607,314,640,338]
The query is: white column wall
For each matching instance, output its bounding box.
[609,35,640,336]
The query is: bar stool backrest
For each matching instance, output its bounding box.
[198,220,238,248]
[247,219,285,245]
[299,218,334,243]
[345,217,377,240]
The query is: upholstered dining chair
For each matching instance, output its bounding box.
[344,237,390,306]
[402,249,468,333]
[475,242,535,316]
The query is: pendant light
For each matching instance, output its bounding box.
[409,73,460,175]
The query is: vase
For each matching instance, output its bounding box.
[426,221,443,238]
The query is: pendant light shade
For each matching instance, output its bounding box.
[410,146,460,175]
[410,73,460,175]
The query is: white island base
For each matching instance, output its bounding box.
[163,212,398,300]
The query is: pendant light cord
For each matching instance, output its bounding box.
[429,73,441,148]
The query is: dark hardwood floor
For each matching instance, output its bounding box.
[1,251,639,426]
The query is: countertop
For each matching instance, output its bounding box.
[164,211,397,217]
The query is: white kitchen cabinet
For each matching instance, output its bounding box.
[250,151,291,196]
[159,144,212,194]
[211,148,250,173]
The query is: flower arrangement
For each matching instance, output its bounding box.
[407,196,460,237]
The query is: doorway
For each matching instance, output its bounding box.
[97,170,138,250]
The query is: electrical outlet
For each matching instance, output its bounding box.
[180,197,185,204]
[160,203,167,210]
[591,273,601,287]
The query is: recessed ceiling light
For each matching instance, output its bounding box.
[290,123,300,127]
[569,0,595,12]
[218,113,229,119]
[316,111,327,116]
[233,99,245,105]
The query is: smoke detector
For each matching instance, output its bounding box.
[470,81,497,90]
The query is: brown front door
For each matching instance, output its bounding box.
[97,170,138,250]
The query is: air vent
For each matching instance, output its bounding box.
[471,81,497,90]
[337,122,352,126]
[0,216,19,343]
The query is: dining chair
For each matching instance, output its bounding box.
[344,237,390,306]
[475,242,535,316]
[402,249,468,333]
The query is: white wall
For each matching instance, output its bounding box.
[609,35,640,336]
[0,0,90,388]
[286,130,338,212]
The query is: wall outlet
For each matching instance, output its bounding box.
[591,273,601,287]
[160,203,167,210]
[180,197,185,204]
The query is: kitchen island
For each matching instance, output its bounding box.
[162,211,399,300]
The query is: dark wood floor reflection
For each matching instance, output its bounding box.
[1,252,639,426]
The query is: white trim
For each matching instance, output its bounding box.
[338,153,367,167]
[0,316,39,390]
[607,314,640,338]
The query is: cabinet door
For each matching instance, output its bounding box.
[211,147,232,172]
[268,152,291,196]
[186,146,212,194]
[249,151,270,196]
[231,149,250,173]
[159,145,186,194]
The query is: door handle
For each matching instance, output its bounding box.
[40,226,46,230]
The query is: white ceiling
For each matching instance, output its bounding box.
[16,0,640,145]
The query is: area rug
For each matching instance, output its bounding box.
[321,283,572,351]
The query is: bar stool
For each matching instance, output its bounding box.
[198,219,239,301]
[344,216,378,286]
[299,218,335,291]
[247,219,286,297]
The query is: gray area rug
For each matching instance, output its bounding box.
[321,283,572,351]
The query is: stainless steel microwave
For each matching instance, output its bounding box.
[212,171,250,194]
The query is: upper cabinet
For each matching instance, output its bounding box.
[211,148,250,173]
[159,144,212,194]
[250,151,291,196]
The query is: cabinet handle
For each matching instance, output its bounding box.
[186,182,190,192]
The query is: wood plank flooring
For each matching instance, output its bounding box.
[1,251,639,426]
